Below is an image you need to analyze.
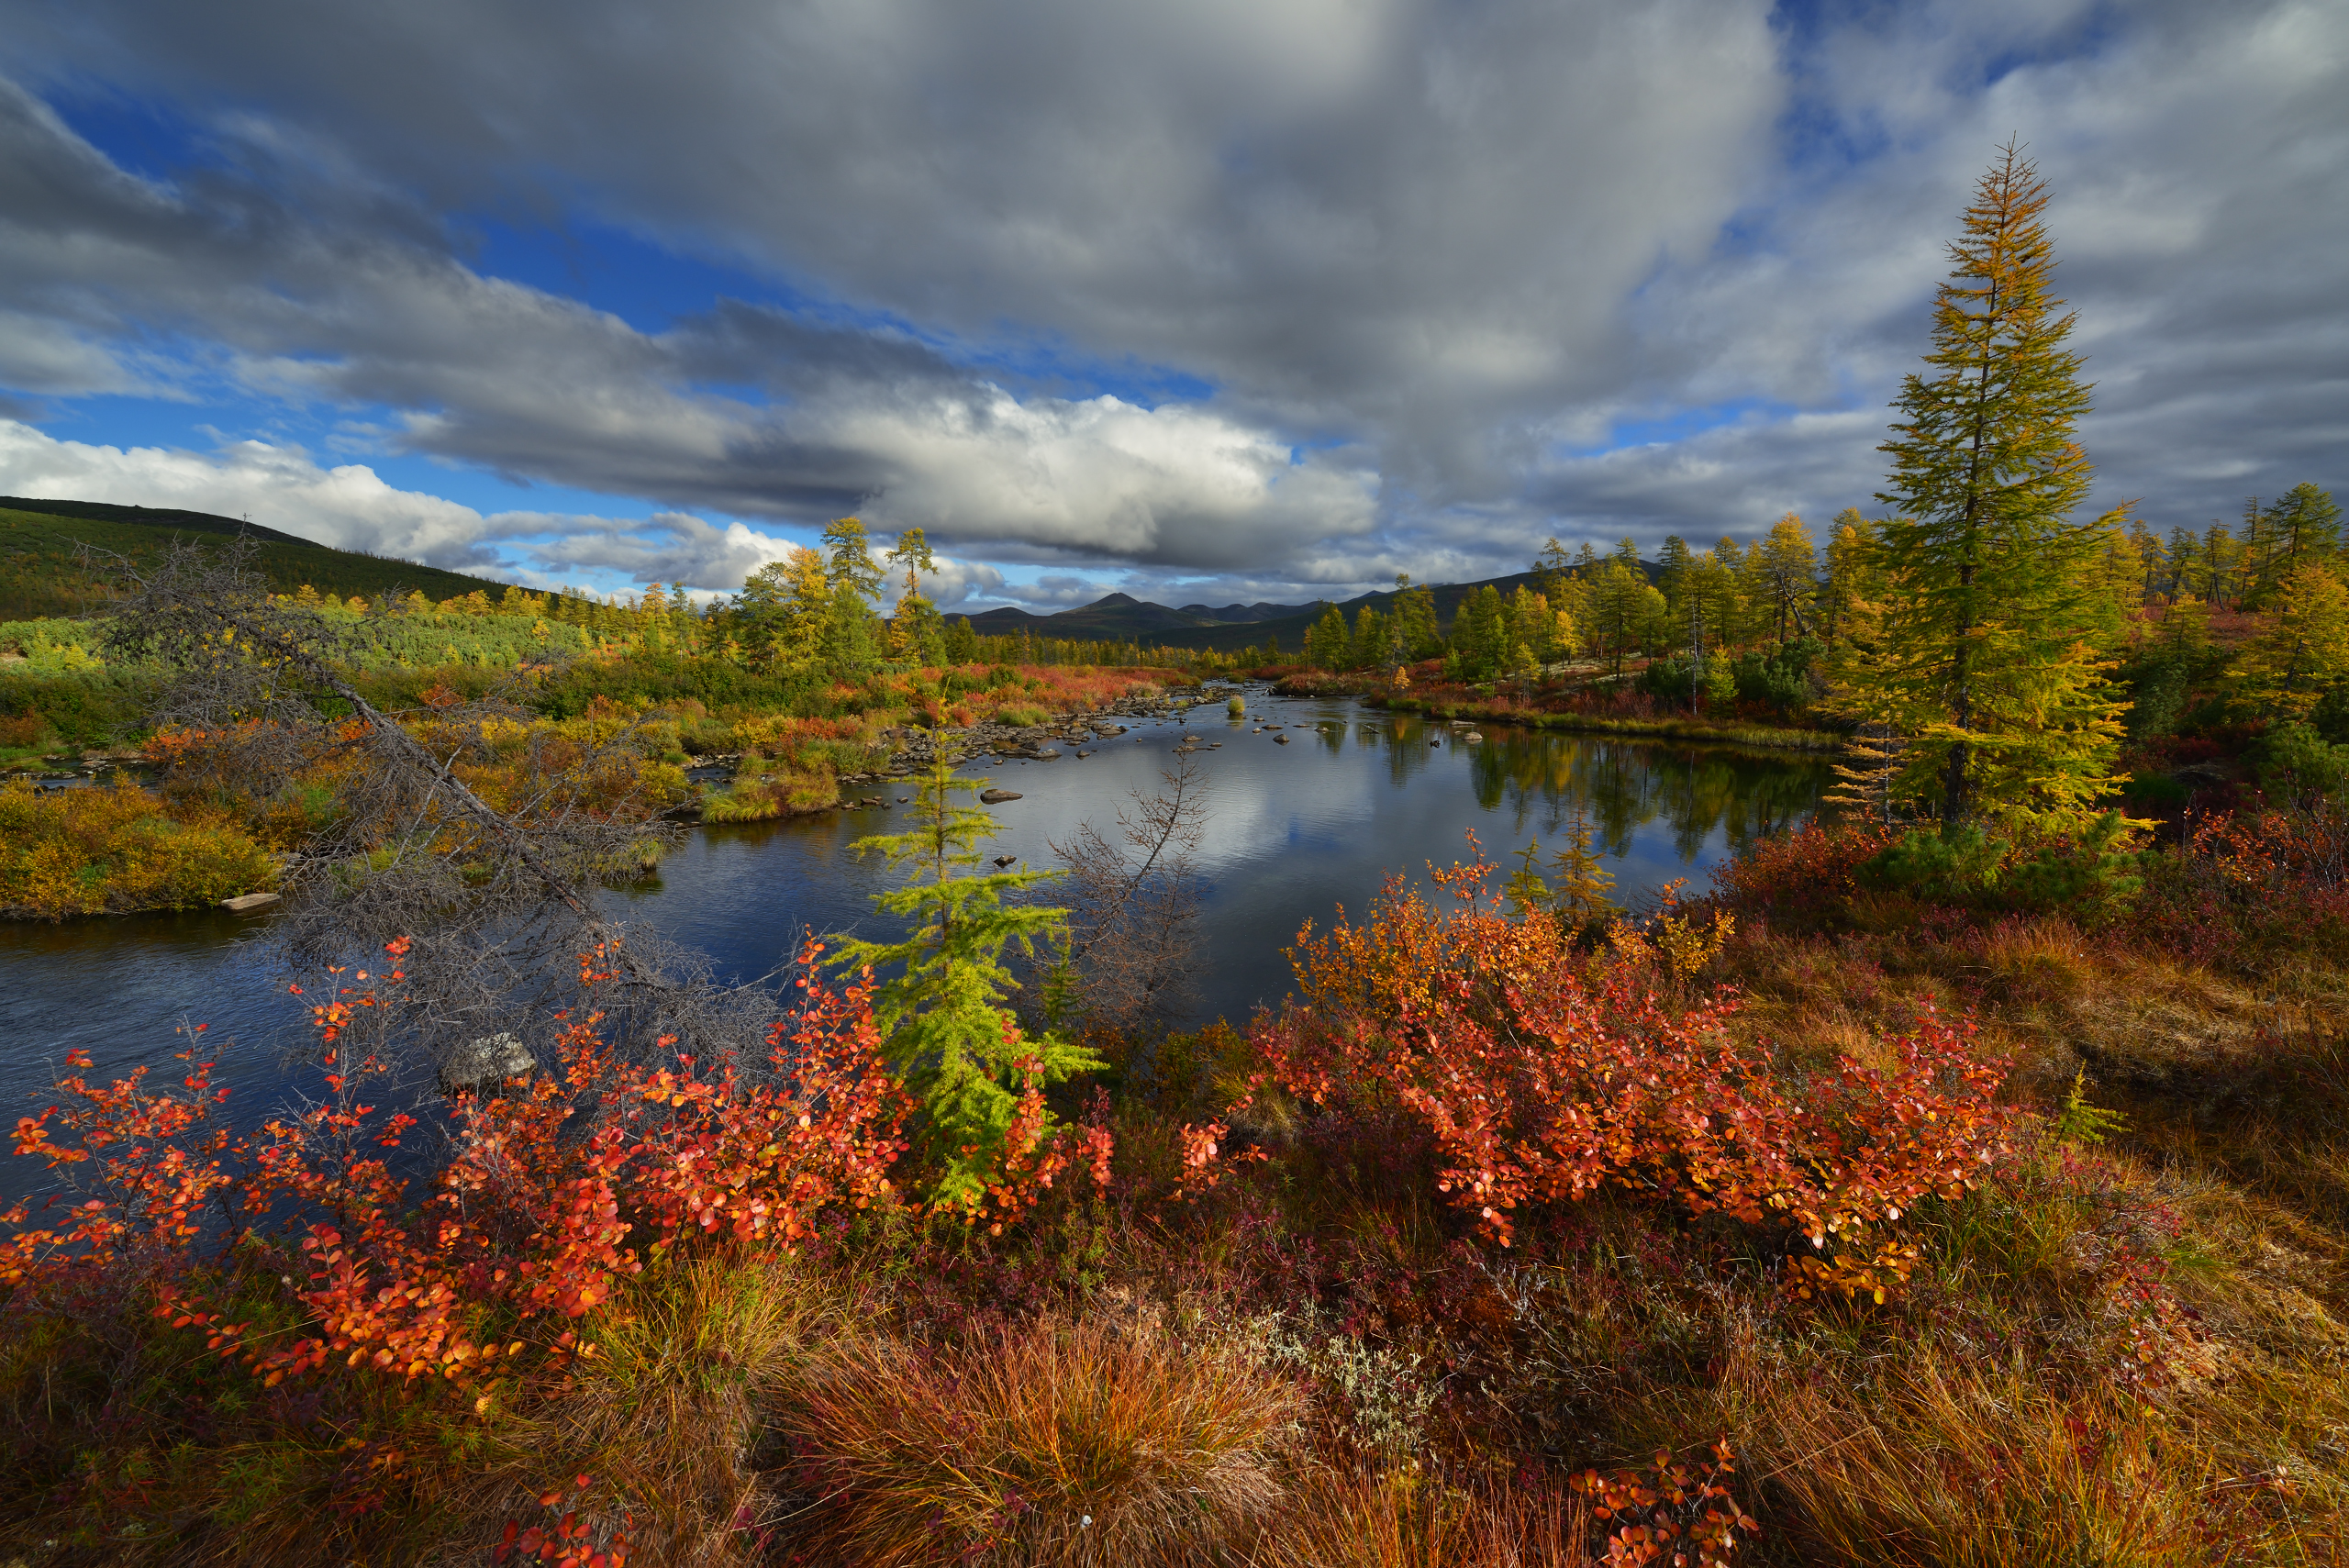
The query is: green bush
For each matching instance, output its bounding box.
[2257,721,2349,804]
[1733,637,1822,716]
[1864,812,2146,918]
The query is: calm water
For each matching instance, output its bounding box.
[0,693,1827,1200]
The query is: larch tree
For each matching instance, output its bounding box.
[1820,508,1880,647]
[1866,142,2132,828]
[1753,513,1819,647]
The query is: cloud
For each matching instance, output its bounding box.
[0,0,2341,604]
[0,417,1036,602]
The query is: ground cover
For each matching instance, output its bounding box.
[2,798,2343,1563]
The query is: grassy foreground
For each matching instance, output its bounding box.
[2,798,2345,1565]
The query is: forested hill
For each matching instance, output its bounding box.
[959,566,1657,653]
[0,498,518,619]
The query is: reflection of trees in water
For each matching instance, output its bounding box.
[1375,714,1438,789]
[1282,706,1820,866]
[1464,729,1828,864]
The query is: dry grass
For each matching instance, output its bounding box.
[1243,1465,1594,1568]
[776,1317,1301,1566]
[438,1255,846,1567]
[1746,1353,2243,1567]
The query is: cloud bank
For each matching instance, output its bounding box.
[0,0,2339,603]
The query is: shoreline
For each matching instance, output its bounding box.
[1372,694,1849,754]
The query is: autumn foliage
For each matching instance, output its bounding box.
[6,938,909,1420]
[1242,857,2009,1296]
[0,773,273,917]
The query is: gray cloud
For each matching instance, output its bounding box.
[0,0,2342,603]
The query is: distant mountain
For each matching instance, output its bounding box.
[952,563,1658,654]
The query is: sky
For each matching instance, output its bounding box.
[0,0,2341,612]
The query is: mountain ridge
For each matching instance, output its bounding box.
[950,562,1655,653]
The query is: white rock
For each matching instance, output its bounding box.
[442,1032,535,1091]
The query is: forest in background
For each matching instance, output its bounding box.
[0,147,2345,1567]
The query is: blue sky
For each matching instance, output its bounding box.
[0,0,2341,609]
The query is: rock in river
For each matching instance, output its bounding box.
[440,1032,535,1092]
[980,788,1023,803]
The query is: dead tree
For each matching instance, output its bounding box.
[1047,749,1211,1038]
[94,535,774,1075]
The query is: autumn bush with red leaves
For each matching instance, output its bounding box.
[1239,858,2009,1298]
[7,938,909,1431]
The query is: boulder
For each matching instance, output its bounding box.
[980,788,1023,803]
[441,1032,535,1092]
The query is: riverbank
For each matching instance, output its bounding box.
[1383,695,1849,752]
[1262,664,1851,755]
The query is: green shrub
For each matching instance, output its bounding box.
[1864,812,2145,918]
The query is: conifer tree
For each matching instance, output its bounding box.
[1865,142,2132,828]
[1753,513,1819,647]
[1307,604,1350,670]
[2235,562,2349,720]
[1656,535,1694,609]
[2268,484,2343,573]
[1820,509,1880,647]
[836,751,1102,1211]
[1391,573,1442,661]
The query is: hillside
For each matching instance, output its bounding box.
[0,498,518,620]
[955,568,1620,652]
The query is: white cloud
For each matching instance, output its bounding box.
[0,0,2341,604]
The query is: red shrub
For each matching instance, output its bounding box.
[1238,865,2008,1297]
[7,939,913,1408]
[1709,821,1897,924]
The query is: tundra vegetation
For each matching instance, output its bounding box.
[2,150,2348,1566]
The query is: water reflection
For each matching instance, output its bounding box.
[0,693,1829,1205]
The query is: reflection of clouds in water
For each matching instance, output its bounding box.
[572,696,1827,1026]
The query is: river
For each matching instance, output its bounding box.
[0,691,1829,1200]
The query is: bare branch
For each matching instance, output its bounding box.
[1048,750,1211,1035]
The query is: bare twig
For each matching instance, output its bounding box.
[1048,749,1211,1035]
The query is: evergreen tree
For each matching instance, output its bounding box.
[1586,563,1651,675]
[823,517,886,602]
[1349,604,1393,671]
[1865,143,2132,828]
[2163,524,2199,601]
[1306,604,1349,670]
[885,526,937,597]
[2199,521,2236,608]
[2269,484,2343,572]
[835,751,1102,1212]
[1656,535,1694,610]
[944,615,980,664]
[2235,562,2349,721]
[1753,513,1819,647]
[1391,573,1442,660]
[1820,509,1880,647]
[1452,584,1508,680]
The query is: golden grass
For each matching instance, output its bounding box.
[419,1254,847,1566]
[777,1317,1301,1567]
[1243,1465,1594,1568]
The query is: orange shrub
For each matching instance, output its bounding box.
[0,776,273,917]
[1241,862,2009,1298]
[6,940,911,1421]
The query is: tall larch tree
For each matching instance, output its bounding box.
[1753,513,1819,647]
[1867,142,2132,828]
